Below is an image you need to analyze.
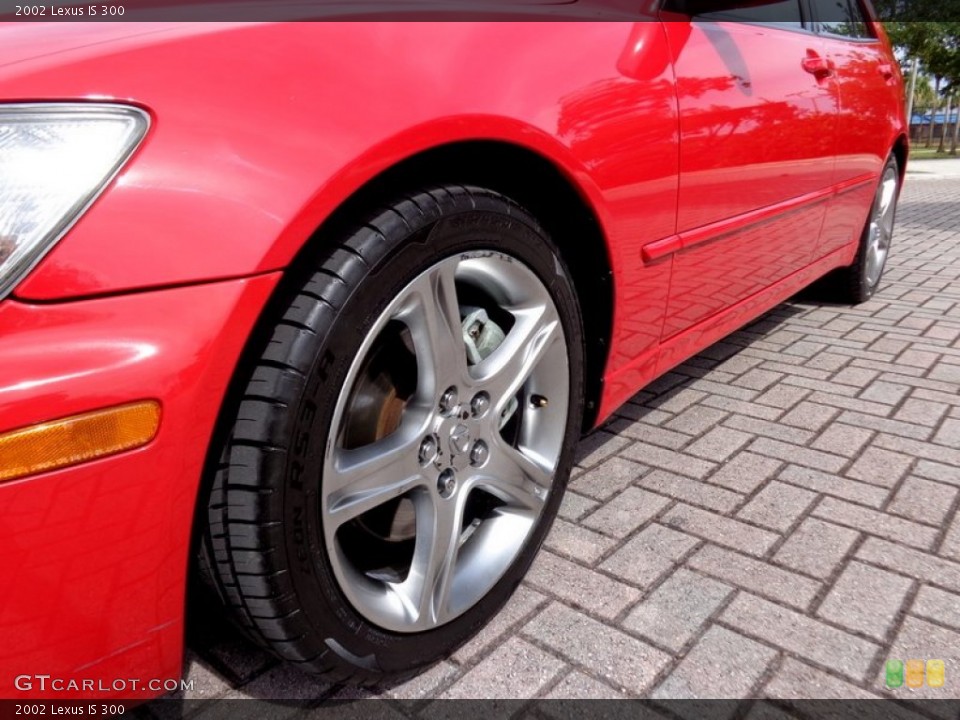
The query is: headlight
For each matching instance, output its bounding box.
[0,103,149,300]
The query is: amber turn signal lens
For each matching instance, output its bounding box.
[0,401,160,484]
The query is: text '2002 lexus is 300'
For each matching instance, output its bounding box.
[0,1,905,699]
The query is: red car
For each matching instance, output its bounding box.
[1,1,905,699]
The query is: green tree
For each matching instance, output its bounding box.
[883,21,960,153]
[874,1,960,21]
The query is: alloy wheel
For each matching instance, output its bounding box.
[321,251,569,633]
[865,165,899,288]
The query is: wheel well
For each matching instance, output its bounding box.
[186,142,614,631]
[294,141,614,430]
[892,134,908,182]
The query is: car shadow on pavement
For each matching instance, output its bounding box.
[587,301,811,433]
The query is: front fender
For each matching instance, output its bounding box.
[5,22,643,301]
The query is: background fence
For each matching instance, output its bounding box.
[910,106,960,145]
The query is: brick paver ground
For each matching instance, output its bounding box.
[148,164,960,709]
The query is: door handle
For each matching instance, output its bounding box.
[878,63,895,80]
[802,52,834,79]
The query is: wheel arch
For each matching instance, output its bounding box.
[188,140,616,595]
[892,133,909,184]
[281,140,615,432]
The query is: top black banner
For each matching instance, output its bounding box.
[0,0,958,23]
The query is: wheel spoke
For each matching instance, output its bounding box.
[406,491,467,627]
[472,302,561,414]
[879,175,897,217]
[327,421,427,527]
[880,219,894,248]
[880,202,896,242]
[878,173,898,245]
[477,435,552,513]
[397,259,467,402]
[865,236,877,279]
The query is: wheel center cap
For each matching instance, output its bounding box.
[449,424,471,456]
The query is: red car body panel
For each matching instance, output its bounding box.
[661,21,837,338]
[818,23,906,259]
[0,13,905,698]
[0,276,279,699]
[6,21,681,413]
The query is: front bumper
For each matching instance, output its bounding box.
[0,274,279,700]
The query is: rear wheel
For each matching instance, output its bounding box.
[200,186,584,684]
[831,155,900,303]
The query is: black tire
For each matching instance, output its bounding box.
[199,185,585,685]
[828,154,900,304]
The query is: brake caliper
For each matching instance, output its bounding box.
[462,308,518,429]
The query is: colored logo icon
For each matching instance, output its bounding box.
[928,660,945,688]
[886,658,946,689]
[886,659,904,688]
[906,659,925,688]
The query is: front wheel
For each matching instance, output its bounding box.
[200,186,585,684]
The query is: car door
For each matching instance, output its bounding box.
[657,2,838,342]
[810,0,900,258]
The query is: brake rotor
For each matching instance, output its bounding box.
[341,324,419,543]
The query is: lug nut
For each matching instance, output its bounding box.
[440,386,459,416]
[438,468,457,498]
[419,435,438,465]
[469,440,489,467]
[471,392,490,418]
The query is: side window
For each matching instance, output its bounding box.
[662,1,804,28]
[813,0,874,38]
